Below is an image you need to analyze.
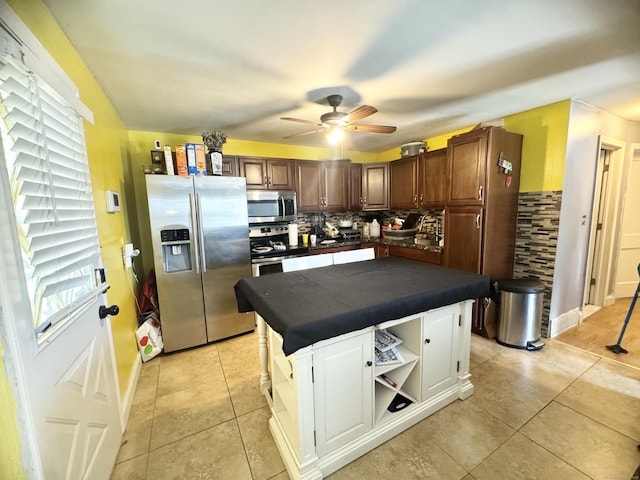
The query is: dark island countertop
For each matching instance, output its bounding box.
[235,257,489,355]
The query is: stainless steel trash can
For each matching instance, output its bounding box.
[497,279,545,350]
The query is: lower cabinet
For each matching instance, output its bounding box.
[313,332,373,457]
[266,301,473,480]
[388,244,442,265]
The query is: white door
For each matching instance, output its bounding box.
[0,21,122,474]
[614,145,640,297]
[25,296,122,479]
[0,188,122,480]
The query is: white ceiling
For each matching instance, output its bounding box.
[42,0,640,153]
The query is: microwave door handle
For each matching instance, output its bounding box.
[195,192,207,272]
[189,193,200,274]
[279,195,285,218]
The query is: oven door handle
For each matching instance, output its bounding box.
[252,253,308,266]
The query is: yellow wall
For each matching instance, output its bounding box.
[0,342,25,479]
[375,103,570,194]
[505,100,570,192]
[9,0,140,398]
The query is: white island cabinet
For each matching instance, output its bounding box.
[264,300,474,480]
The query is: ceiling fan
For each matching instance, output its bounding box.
[280,94,397,139]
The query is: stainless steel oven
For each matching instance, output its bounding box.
[247,190,297,224]
[250,223,309,276]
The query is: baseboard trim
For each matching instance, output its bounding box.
[119,354,142,430]
[549,308,581,337]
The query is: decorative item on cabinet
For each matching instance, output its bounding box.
[202,130,227,176]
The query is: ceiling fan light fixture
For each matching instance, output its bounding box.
[327,126,344,144]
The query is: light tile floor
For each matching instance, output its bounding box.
[110,330,640,480]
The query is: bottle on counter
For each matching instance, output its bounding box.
[363,222,370,238]
[370,219,380,238]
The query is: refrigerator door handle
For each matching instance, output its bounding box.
[189,192,201,274]
[195,192,207,272]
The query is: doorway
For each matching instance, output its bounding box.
[583,137,628,315]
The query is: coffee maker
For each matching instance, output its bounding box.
[310,213,325,239]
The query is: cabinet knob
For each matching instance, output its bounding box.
[366,361,373,367]
[424,338,431,344]
[478,185,483,201]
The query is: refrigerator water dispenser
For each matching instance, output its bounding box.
[160,228,192,272]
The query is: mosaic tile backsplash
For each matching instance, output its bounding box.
[513,190,562,337]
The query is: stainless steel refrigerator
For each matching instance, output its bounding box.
[145,175,253,352]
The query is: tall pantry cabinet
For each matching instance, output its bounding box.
[443,127,522,337]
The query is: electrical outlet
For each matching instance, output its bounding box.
[123,243,133,268]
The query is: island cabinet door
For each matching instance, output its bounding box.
[421,304,460,400]
[313,330,373,457]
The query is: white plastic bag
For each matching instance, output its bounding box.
[135,314,163,362]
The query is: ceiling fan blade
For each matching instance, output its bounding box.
[348,124,397,134]
[281,117,322,126]
[342,105,377,124]
[282,128,326,139]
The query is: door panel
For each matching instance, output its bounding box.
[238,157,268,189]
[296,161,323,211]
[268,160,294,190]
[422,305,459,399]
[447,132,486,206]
[390,156,418,209]
[313,332,373,456]
[615,148,640,297]
[444,206,483,274]
[323,162,348,211]
[25,294,122,480]
[362,163,389,210]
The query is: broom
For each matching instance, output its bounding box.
[606,263,640,354]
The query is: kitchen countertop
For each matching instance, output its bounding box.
[309,237,443,253]
[235,257,487,355]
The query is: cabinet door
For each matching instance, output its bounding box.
[268,159,294,190]
[422,305,459,400]
[443,206,483,274]
[376,244,389,258]
[296,161,323,212]
[323,161,348,212]
[390,156,419,209]
[313,331,373,456]
[447,130,487,206]
[238,157,268,189]
[420,149,447,208]
[349,163,363,211]
[221,155,237,176]
[362,163,389,210]
[388,245,442,265]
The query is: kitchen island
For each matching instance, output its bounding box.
[235,257,490,479]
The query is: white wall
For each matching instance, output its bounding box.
[550,100,639,326]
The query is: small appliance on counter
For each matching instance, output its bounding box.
[310,212,326,239]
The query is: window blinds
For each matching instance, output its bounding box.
[0,54,100,333]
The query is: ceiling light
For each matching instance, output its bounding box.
[327,127,344,144]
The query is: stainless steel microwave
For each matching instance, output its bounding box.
[247,190,297,224]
